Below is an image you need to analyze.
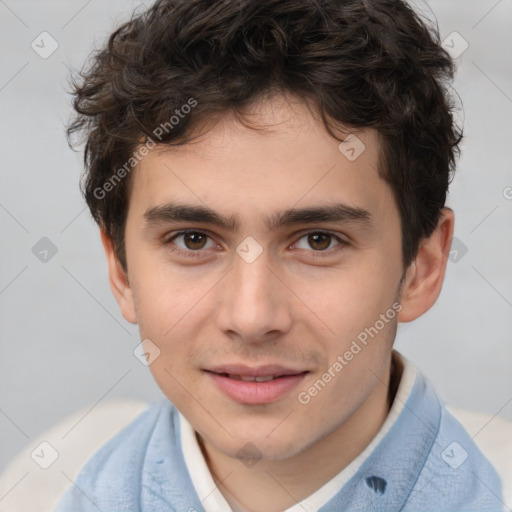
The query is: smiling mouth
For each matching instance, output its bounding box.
[205,369,309,404]
[210,372,307,382]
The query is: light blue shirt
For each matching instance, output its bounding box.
[55,365,503,511]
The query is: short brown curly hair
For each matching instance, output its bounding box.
[68,0,462,270]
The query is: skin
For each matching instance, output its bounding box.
[102,93,454,512]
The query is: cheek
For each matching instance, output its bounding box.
[299,266,399,339]
[130,260,213,331]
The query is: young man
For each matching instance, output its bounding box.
[56,0,504,510]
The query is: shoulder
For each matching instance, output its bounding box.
[78,399,173,481]
[403,398,503,511]
[55,399,177,511]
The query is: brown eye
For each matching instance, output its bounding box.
[182,232,208,250]
[307,233,332,250]
[293,231,344,253]
[169,231,216,252]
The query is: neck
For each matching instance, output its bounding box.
[198,352,402,512]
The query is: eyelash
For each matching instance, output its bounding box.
[163,229,347,260]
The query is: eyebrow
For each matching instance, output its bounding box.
[144,201,372,231]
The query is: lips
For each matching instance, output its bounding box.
[206,364,307,378]
[205,364,309,404]
[217,373,280,382]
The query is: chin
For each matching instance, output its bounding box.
[208,426,316,463]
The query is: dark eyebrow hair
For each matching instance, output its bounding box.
[144,202,372,231]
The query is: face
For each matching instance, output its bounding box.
[111,94,416,461]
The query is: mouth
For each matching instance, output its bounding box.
[210,373,289,382]
[204,365,309,404]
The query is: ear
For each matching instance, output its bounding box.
[100,230,137,324]
[397,208,454,323]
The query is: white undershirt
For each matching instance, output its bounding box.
[179,352,416,512]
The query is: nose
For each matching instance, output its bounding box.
[215,249,293,344]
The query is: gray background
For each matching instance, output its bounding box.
[1,0,511,477]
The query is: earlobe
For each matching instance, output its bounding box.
[100,230,138,325]
[397,208,455,323]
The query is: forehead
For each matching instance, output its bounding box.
[128,94,395,228]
